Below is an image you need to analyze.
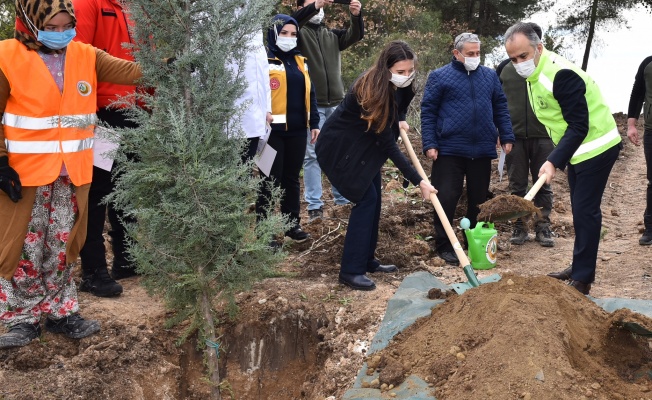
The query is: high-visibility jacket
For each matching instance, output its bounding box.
[526,49,620,165]
[268,55,311,129]
[0,39,97,186]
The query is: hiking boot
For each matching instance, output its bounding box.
[45,314,100,339]
[308,208,323,223]
[437,250,460,266]
[111,265,139,280]
[269,240,282,252]
[510,227,529,245]
[0,322,41,349]
[79,268,123,298]
[535,226,555,247]
[640,230,652,245]
[285,226,310,243]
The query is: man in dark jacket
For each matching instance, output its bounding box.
[421,32,515,266]
[626,55,652,245]
[292,0,363,222]
[496,23,555,248]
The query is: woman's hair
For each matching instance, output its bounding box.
[353,40,416,133]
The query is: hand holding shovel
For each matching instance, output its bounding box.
[398,129,482,291]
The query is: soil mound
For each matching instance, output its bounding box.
[375,274,652,400]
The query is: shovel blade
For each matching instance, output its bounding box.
[451,273,501,295]
[483,210,533,222]
[620,321,652,337]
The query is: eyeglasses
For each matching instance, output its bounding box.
[454,33,479,49]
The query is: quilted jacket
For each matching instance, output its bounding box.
[421,57,514,159]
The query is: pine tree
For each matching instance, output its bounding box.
[107,0,284,397]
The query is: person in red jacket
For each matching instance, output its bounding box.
[73,0,140,298]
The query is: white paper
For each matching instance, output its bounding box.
[497,148,506,182]
[254,143,277,177]
[93,126,120,172]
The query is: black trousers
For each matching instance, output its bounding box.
[643,129,652,230]
[256,133,307,227]
[506,137,554,230]
[340,173,382,275]
[430,155,492,253]
[79,108,137,276]
[568,143,620,283]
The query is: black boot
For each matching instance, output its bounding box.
[111,264,139,280]
[79,267,123,297]
[0,322,41,349]
[45,314,100,339]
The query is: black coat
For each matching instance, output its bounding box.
[315,83,422,203]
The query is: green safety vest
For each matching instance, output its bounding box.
[526,50,621,165]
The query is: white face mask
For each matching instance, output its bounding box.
[513,50,538,79]
[462,56,480,71]
[390,72,415,88]
[276,37,297,53]
[309,9,324,24]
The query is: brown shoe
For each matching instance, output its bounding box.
[568,280,591,295]
[547,266,572,280]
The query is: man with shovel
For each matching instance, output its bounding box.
[504,22,622,295]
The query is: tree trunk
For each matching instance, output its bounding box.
[200,290,222,400]
[582,0,599,71]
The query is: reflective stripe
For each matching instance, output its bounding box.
[2,112,97,130]
[538,73,554,93]
[271,114,287,124]
[573,127,620,158]
[5,137,94,154]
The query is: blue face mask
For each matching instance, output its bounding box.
[37,28,76,50]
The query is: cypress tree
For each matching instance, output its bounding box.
[107,0,284,397]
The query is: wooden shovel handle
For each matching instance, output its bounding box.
[399,129,471,267]
[524,174,548,201]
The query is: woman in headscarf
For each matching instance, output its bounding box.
[0,0,142,349]
[258,14,319,246]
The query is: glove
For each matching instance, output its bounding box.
[0,156,22,202]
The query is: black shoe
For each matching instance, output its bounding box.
[369,264,398,273]
[437,251,459,266]
[269,240,282,252]
[535,226,555,247]
[285,226,310,243]
[338,273,376,291]
[510,227,529,245]
[640,231,652,245]
[0,322,41,349]
[547,266,572,280]
[45,314,100,339]
[79,269,123,298]
[568,280,591,295]
[111,265,139,280]
[308,208,323,223]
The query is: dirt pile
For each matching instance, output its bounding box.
[375,274,652,400]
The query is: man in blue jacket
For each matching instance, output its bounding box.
[421,32,515,266]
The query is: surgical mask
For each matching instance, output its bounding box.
[309,9,324,24]
[38,28,76,50]
[390,72,415,88]
[513,51,538,79]
[276,37,297,53]
[462,56,480,71]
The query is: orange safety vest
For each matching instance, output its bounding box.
[0,39,97,187]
